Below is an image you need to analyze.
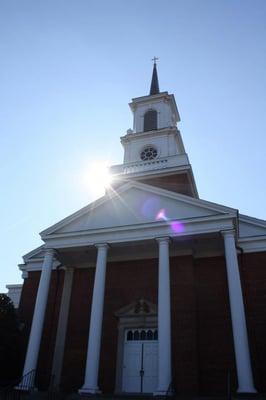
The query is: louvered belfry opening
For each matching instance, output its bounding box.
[144,109,157,131]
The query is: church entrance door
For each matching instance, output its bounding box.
[122,329,158,393]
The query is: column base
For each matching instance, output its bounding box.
[78,387,101,395]
[154,389,173,397]
[237,387,257,394]
[14,384,36,392]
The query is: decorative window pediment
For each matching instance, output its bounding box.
[115,298,157,318]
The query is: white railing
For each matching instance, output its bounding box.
[110,154,189,176]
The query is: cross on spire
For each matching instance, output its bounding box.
[149,57,160,95]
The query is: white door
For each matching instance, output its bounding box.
[143,342,158,393]
[122,342,142,393]
[122,329,158,393]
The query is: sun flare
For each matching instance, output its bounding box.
[83,162,113,197]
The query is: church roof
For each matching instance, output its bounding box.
[149,62,160,95]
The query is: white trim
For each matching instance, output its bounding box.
[44,214,234,238]
[40,181,237,238]
[239,213,266,228]
[20,248,194,273]
[129,92,180,122]
[23,245,45,262]
[238,236,266,253]
[20,242,266,273]
[114,299,158,394]
[120,127,180,144]
[43,215,235,249]
[6,284,23,289]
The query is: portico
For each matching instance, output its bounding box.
[19,182,257,394]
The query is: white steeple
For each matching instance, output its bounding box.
[123,91,183,164]
[110,63,198,198]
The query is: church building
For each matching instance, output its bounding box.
[17,63,266,396]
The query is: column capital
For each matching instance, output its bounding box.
[95,243,109,250]
[221,229,235,238]
[156,236,171,244]
[44,248,56,256]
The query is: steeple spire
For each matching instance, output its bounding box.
[149,57,160,95]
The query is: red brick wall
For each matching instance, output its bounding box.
[112,173,195,197]
[194,256,236,395]
[60,268,95,391]
[137,174,195,197]
[240,252,266,392]
[18,251,266,395]
[139,174,195,197]
[170,255,199,394]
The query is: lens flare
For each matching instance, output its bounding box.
[156,208,184,235]
[156,208,167,221]
[141,197,161,218]
[170,220,185,234]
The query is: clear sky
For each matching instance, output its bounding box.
[1,0,266,292]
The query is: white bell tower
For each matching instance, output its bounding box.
[110,61,198,198]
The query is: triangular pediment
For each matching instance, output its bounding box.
[41,181,237,237]
[23,245,45,262]
[239,214,266,238]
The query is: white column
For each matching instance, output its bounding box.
[222,230,256,393]
[51,267,74,387]
[155,237,172,396]
[79,243,108,395]
[19,248,55,389]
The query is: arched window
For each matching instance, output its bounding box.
[126,328,158,341]
[140,330,146,340]
[144,109,157,132]
[147,330,153,340]
[133,330,140,340]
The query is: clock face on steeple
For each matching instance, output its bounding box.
[140,146,158,161]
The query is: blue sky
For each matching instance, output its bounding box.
[1,0,266,292]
